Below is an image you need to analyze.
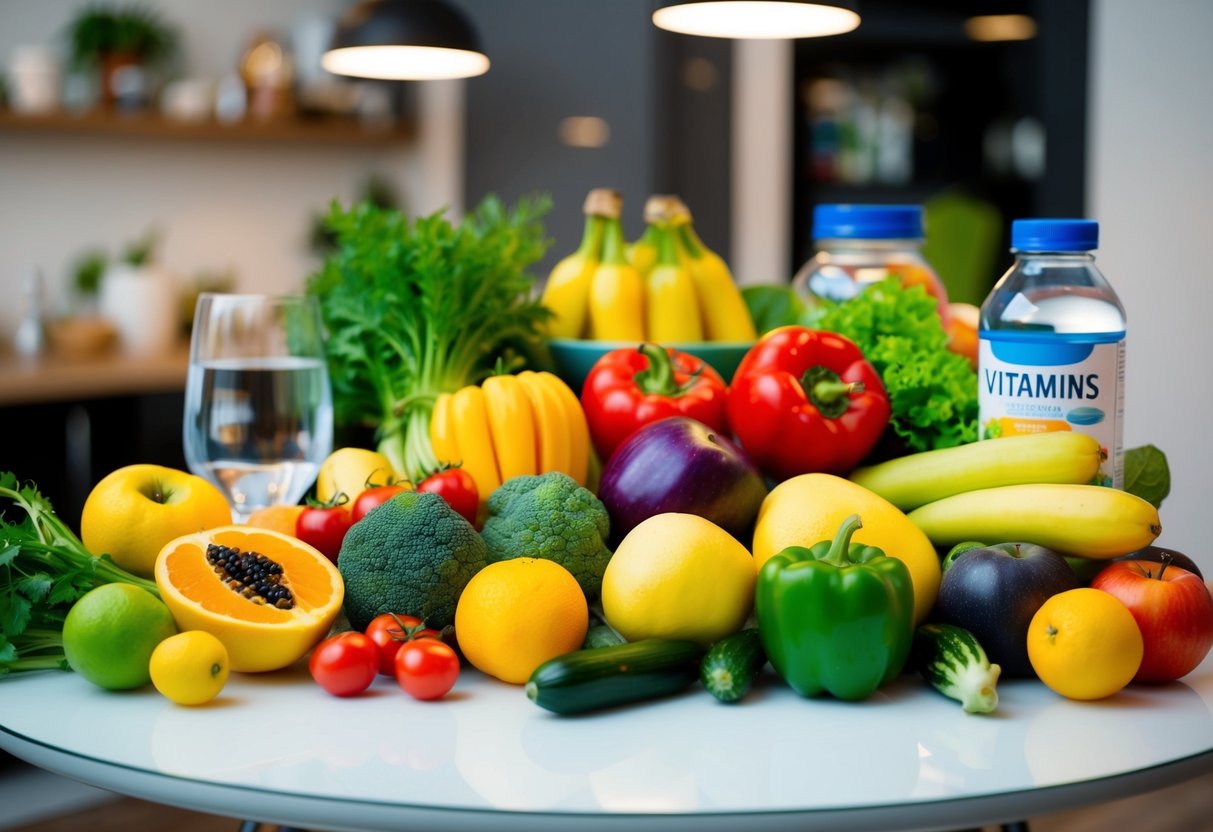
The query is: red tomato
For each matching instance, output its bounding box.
[309,632,379,697]
[418,469,479,526]
[394,638,460,701]
[351,484,409,523]
[364,612,441,676]
[296,504,353,563]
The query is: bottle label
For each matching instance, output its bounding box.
[978,330,1125,488]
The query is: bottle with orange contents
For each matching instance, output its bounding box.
[792,204,950,322]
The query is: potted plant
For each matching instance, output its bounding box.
[66,4,177,108]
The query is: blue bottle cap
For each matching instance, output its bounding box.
[1011,219,1099,252]
[812,204,923,240]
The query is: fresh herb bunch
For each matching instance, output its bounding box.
[808,276,978,453]
[308,195,553,480]
[1,472,159,677]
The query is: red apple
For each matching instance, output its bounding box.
[1090,556,1213,683]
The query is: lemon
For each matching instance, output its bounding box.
[62,583,178,690]
[149,631,230,706]
[601,513,755,647]
[454,558,588,684]
[81,464,232,577]
[316,447,399,503]
[1028,588,1144,700]
[753,474,939,624]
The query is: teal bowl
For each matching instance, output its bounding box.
[547,338,755,395]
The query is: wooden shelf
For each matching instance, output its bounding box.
[0,110,412,147]
[0,344,190,407]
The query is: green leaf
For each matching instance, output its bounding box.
[1,595,32,637]
[741,284,806,334]
[1124,445,1170,509]
[0,640,17,665]
[0,545,19,567]
[16,573,53,604]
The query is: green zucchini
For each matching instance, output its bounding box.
[700,628,766,703]
[910,623,1001,714]
[526,639,703,715]
[581,623,626,650]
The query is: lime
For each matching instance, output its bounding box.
[62,583,178,690]
[149,631,230,705]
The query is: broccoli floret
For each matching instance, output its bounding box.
[338,491,487,629]
[480,472,612,600]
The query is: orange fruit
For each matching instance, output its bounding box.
[753,474,939,624]
[454,558,588,684]
[1028,588,1144,700]
[62,583,178,690]
[154,526,344,672]
[82,464,232,578]
[246,505,305,537]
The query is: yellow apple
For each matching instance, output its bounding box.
[81,464,231,577]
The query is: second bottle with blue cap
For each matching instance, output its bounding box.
[977,218,1125,487]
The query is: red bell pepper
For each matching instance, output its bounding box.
[727,326,890,479]
[581,343,729,462]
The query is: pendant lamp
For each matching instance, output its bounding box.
[322,0,489,81]
[652,0,860,39]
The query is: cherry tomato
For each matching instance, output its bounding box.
[394,638,460,701]
[309,632,379,697]
[296,505,353,563]
[351,484,410,523]
[417,469,479,526]
[364,612,440,676]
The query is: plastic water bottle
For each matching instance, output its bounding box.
[978,219,1125,487]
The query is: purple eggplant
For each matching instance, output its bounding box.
[599,417,767,545]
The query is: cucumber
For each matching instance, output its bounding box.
[910,623,1001,714]
[582,623,626,650]
[700,628,766,703]
[526,639,703,715]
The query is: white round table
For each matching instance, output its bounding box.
[2,656,1212,832]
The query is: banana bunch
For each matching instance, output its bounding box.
[540,190,756,342]
[430,371,591,503]
[850,432,1162,559]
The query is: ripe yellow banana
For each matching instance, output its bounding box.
[850,432,1104,511]
[626,223,660,278]
[907,483,1162,559]
[673,220,756,342]
[645,225,703,342]
[481,375,537,482]
[541,214,603,339]
[589,211,645,341]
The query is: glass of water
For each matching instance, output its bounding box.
[183,293,333,522]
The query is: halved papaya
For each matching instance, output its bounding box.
[154,526,344,672]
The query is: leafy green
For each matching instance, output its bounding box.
[1,472,159,677]
[808,276,978,453]
[1124,445,1170,508]
[741,284,808,334]
[308,196,553,480]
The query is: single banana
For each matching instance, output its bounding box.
[645,225,703,342]
[517,371,571,478]
[674,219,757,342]
[541,211,604,339]
[626,222,660,278]
[448,385,502,501]
[588,192,645,341]
[481,375,538,482]
[907,483,1162,559]
[850,432,1104,511]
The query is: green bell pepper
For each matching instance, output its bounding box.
[755,513,914,701]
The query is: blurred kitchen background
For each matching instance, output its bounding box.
[0,0,1210,565]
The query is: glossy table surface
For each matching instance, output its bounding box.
[2,655,1212,832]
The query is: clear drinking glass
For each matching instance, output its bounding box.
[183,293,333,522]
